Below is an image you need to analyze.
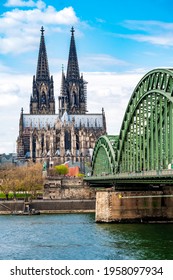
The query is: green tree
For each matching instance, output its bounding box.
[54,164,69,175]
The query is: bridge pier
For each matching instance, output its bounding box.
[96,188,173,223]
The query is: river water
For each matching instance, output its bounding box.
[0,213,172,260]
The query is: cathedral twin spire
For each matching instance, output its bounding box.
[30,26,87,117]
[17,27,106,160]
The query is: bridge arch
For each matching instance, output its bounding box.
[92,135,118,176]
[117,68,173,173]
[92,68,173,175]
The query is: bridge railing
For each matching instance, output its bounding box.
[98,169,173,178]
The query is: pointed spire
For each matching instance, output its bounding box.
[102,107,107,132]
[59,26,87,115]
[58,65,67,117]
[71,26,75,36]
[40,26,44,36]
[66,27,80,80]
[60,64,66,95]
[30,27,55,114]
[36,26,50,81]
[19,107,24,135]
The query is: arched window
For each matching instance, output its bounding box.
[41,92,46,104]
[32,135,36,160]
[65,130,71,150]
[41,134,44,154]
[76,133,79,150]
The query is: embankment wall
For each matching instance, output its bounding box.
[0,199,95,214]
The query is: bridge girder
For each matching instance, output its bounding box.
[92,68,173,176]
[92,135,118,176]
[118,68,173,173]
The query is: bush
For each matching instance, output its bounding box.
[78,173,84,177]
[54,164,69,175]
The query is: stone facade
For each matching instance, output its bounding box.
[96,189,173,223]
[17,27,106,166]
[44,177,96,200]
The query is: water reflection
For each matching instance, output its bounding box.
[96,223,173,259]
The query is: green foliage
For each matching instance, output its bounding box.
[54,164,69,175]
[78,173,84,177]
[0,192,32,199]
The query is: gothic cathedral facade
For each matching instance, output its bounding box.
[17,27,107,169]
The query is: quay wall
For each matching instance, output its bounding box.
[96,188,173,223]
[0,199,95,214]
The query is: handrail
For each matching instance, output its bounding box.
[0,203,11,211]
[86,169,173,179]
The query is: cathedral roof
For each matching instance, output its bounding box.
[61,111,70,122]
[22,114,104,129]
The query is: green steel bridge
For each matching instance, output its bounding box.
[85,68,173,188]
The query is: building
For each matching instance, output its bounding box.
[17,27,106,169]
[0,153,17,166]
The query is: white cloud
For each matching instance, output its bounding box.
[119,33,173,47]
[96,18,106,23]
[80,54,128,71]
[5,0,46,9]
[0,35,38,54]
[0,81,22,107]
[118,20,173,47]
[86,72,143,135]
[122,20,173,32]
[0,5,79,54]
[0,94,19,107]
[0,72,33,154]
[1,6,78,27]
[0,61,12,72]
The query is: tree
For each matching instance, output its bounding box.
[15,163,44,198]
[54,164,69,176]
[0,166,17,199]
[0,163,44,199]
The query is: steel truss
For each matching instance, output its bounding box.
[92,68,173,175]
[92,135,118,175]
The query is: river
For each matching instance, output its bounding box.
[0,213,172,260]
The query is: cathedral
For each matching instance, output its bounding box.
[17,27,107,169]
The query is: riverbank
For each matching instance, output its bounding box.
[0,199,95,215]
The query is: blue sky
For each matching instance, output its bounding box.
[1,0,173,153]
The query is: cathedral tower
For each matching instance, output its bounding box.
[30,27,55,114]
[17,27,106,167]
[59,27,87,117]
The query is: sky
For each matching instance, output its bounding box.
[1,0,173,154]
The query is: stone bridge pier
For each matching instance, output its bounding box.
[96,188,173,223]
